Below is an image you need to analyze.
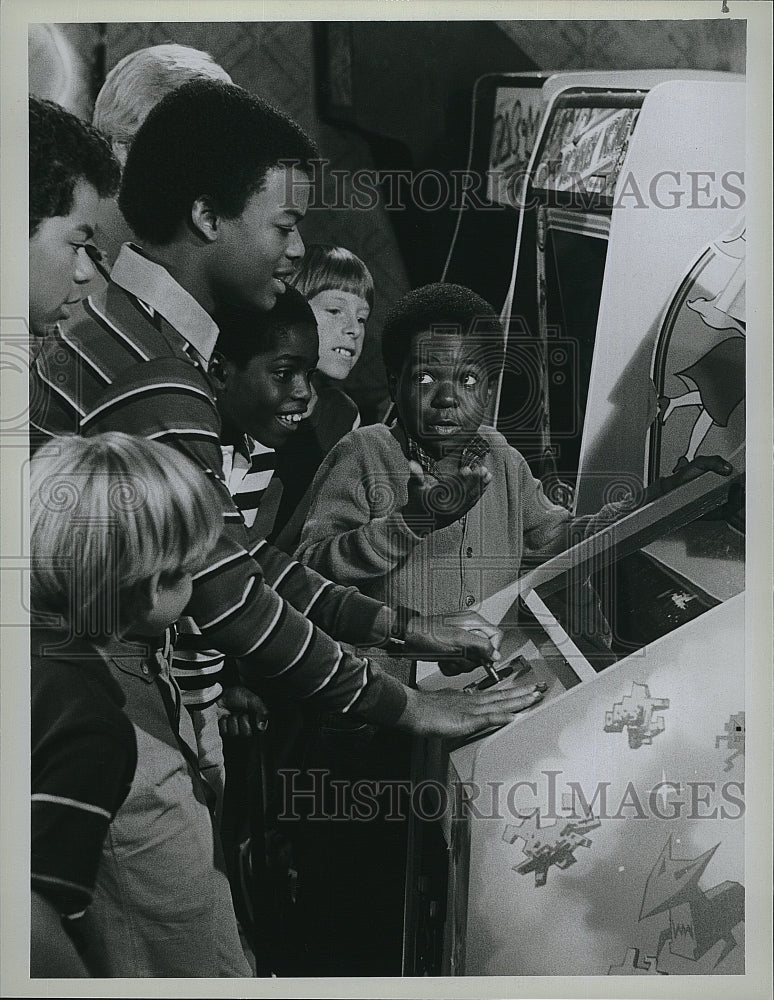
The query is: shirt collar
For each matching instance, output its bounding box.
[110,243,219,366]
[400,422,490,476]
[219,421,276,461]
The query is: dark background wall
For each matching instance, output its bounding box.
[30,18,745,422]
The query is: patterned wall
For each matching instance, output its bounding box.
[104,20,405,420]
[495,19,745,74]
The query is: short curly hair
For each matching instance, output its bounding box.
[119,79,319,246]
[213,284,318,370]
[29,97,120,236]
[381,283,505,378]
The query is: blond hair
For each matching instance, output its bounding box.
[290,244,374,310]
[93,43,232,146]
[30,433,222,639]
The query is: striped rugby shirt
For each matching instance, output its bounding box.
[30,244,408,726]
[222,436,277,529]
[172,436,279,709]
[32,630,137,915]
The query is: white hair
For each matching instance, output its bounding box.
[93,43,232,145]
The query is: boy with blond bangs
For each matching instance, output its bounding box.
[270,244,375,551]
[30,432,250,976]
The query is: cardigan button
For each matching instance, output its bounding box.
[465,594,476,607]
[465,546,474,558]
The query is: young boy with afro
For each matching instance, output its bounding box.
[296,283,731,643]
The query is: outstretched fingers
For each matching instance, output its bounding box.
[465,682,545,714]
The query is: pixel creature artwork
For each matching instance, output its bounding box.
[502,803,602,888]
[715,712,745,772]
[604,682,670,748]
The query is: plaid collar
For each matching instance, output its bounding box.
[405,429,490,476]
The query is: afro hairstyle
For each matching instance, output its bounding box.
[119,79,318,246]
[381,282,505,379]
[213,284,318,370]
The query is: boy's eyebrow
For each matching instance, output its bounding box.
[269,352,317,363]
[410,350,458,367]
[322,292,369,306]
[277,206,306,221]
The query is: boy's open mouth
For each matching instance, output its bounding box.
[331,346,356,357]
[428,423,460,436]
[276,412,305,428]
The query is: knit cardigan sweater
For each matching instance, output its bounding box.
[296,424,622,615]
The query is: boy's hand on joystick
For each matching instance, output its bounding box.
[401,460,492,536]
[401,609,502,669]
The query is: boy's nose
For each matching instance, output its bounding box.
[432,380,457,408]
[287,228,305,261]
[292,374,313,402]
[74,247,97,284]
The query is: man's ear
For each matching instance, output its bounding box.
[209,351,230,392]
[190,197,220,243]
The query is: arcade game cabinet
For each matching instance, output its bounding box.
[403,70,746,979]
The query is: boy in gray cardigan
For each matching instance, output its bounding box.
[296,283,729,626]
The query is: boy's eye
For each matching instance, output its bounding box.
[460,372,479,387]
[415,372,434,385]
[326,308,341,316]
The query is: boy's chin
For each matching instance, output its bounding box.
[421,432,474,458]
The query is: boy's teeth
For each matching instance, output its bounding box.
[333,347,353,356]
[278,413,303,424]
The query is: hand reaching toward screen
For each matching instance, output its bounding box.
[642,454,733,506]
[396,681,544,738]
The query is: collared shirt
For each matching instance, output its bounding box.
[30,243,407,728]
[405,427,491,477]
[110,244,219,368]
[173,430,390,711]
[221,435,277,530]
